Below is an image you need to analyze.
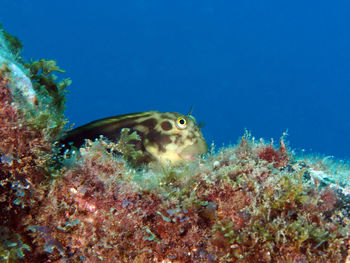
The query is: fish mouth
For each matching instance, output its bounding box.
[179,139,208,160]
[182,155,195,161]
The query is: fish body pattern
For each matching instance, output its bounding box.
[61,111,208,164]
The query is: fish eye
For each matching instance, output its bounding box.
[176,117,187,129]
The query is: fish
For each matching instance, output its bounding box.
[60,111,208,164]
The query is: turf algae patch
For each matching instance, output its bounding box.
[28,134,350,262]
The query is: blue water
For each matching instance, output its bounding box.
[2,1,350,159]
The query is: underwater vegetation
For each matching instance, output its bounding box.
[0,26,349,262]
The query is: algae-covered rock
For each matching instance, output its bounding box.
[0,25,69,263]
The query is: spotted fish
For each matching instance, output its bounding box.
[60,111,208,164]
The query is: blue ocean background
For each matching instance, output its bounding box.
[2,1,350,159]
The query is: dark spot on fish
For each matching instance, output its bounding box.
[140,118,157,129]
[146,130,171,152]
[174,134,182,144]
[161,121,172,131]
[187,132,196,140]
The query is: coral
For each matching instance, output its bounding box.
[0,26,349,262]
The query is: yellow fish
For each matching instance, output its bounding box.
[61,111,208,164]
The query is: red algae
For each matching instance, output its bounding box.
[257,137,289,168]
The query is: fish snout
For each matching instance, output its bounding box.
[179,138,208,160]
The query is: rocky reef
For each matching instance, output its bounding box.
[0,26,349,263]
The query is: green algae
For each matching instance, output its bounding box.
[0,25,22,56]
[0,24,23,59]
[23,58,70,140]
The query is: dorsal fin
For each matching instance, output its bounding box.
[187,106,194,116]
